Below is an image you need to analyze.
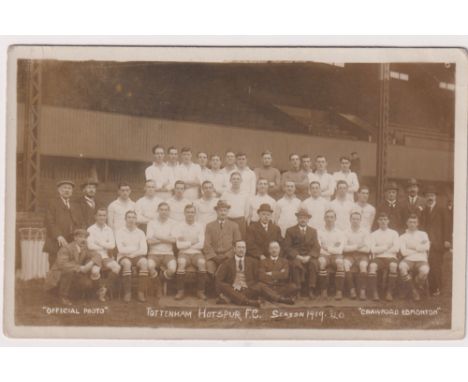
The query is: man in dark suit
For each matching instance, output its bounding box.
[246,203,283,260]
[44,180,84,264]
[421,185,451,296]
[258,241,297,304]
[203,200,242,277]
[400,178,426,222]
[215,240,262,307]
[374,181,404,233]
[283,208,321,299]
[77,178,102,228]
[44,229,96,305]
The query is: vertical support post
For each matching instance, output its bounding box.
[376,63,390,203]
[23,60,42,212]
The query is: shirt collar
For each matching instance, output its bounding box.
[234,255,244,262]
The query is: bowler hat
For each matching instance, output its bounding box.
[424,185,438,195]
[384,181,399,192]
[56,179,75,188]
[257,203,274,214]
[214,200,231,210]
[295,208,312,218]
[406,178,419,188]
[73,228,89,238]
[81,178,99,189]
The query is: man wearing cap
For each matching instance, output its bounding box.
[203,200,242,277]
[77,178,102,228]
[283,208,321,299]
[248,178,277,224]
[45,180,85,264]
[253,151,282,199]
[374,181,404,233]
[421,185,451,296]
[401,178,426,222]
[44,229,96,306]
[246,204,283,260]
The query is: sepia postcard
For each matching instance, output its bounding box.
[3,45,467,340]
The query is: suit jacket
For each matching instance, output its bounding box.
[259,257,290,286]
[44,241,92,290]
[76,195,105,228]
[374,201,404,233]
[400,195,426,221]
[246,221,283,259]
[215,256,258,288]
[283,224,320,259]
[203,219,242,260]
[45,197,84,253]
[421,204,451,251]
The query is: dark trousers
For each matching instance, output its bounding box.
[290,257,319,289]
[229,217,246,240]
[259,282,299,302]
[59,271,94,298]
[218,282,262,305]
[428,248,444,293]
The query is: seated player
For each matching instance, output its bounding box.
[115,210,149,303]
[343,211,370,300]
[173,204,207,300]
[246,203,282,260]
[215,240,262,307]
[283,208,321,299]
[317,210,346,300]
[399,214,431,301]
[258,241,297,305]
[167,180,191,222]
[274,181,301,237]
[146,202,177,296]
[86,208,121,302]
[368,212,400,301]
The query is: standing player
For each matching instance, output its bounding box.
[145,145,174,200]
[167,180,191,223]
[253,150,282,199]
[135,180,163,232]
[197,151,213,184]
[368,212,400,301]
[166,146,179,182]
[281,153,309,200]
[274,181,301,237]
[236,152,257,197]
[328,180,354,231]
[194,180,219,226]
[209,154,228,197]
[301,155,313,177]
[333,156,359,202]
[107,183,136,232]
[173,204,207,300]
[248,178,276,223]
[221,172,250,239]
[343,211,370,300]
[308,155,336,201]
[399,214,431,301]
[174,147,202,201]
[352,186,376,232]
[222,150,238,181]
[317,210,346,300]
[300,181,328,231]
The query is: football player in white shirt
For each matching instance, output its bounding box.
[173,204,207,301]
[209,154,228,197]
[107,183,136,232]
[194,180,219,226]
[144,145,174,200]
[343,211,371,300]
[167,180,191,222]
[317,209,347,300]
[300,181,328,231]
[166,146,179,181]
[135,179,163,231]
[274,181,301,237]
[236,152,257,197]
[175,147,202,201]
[85,208,120,302]
[308,155,336,201]
[249,178,276,223]
[222,150,238,181]
[146,202,177,291]
[399,214,431,301]
[352,186,376,232]
[328,180,354,231]
[333,156,359,201]
[197,151,213,184]
[222,171,250,239]
[368,212,400,301]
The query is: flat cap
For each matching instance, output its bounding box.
[81,178,99,188]
[56,180,75,188]
[384,181,399,192]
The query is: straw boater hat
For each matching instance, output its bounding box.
[214,200,231,211]
[295,208,312,218]
[56,179,75,188]
[257,203,274,214]
[384,181,399,192]
[424,185,438,196]
[80,178,99,189]
[73,228,89,238]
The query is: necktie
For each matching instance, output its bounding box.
[64,199,70,209]
[238,259,243,272]
[220,221,224,230]
[87,198,95,209]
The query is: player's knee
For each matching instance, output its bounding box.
[147,258,156,270]
[419,264,430,277]
[343,260,352,272]
[368,263,378,274]
[110,262,121,274]
[177,257,187,272]
[138,258,148,271]
[120,258,131,272]
[389,262,398,274]
[197,258,207,272]
[318,257,327,269]
[359,261,368,273]
[398,261,409,275]
[167,260,177,275]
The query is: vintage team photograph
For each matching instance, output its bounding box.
[3,46,467,340]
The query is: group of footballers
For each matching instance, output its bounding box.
[46,145,452,307]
